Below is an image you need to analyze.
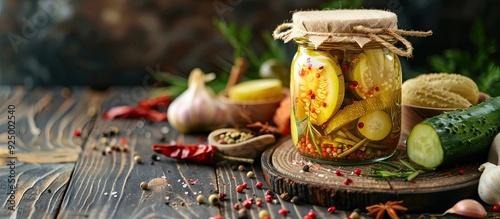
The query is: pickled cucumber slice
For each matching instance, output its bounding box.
[324,89,400,135]
[228,79,283,101]
[349,49,400,99]
[357,110,392,141]
[293,51,344,125]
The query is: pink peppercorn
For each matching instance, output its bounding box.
[256,182,263,189]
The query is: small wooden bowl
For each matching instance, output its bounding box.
[208,128,276,159]
[219,89,289,127]
[402,92,491,135]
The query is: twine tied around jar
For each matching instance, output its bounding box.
[272,10,432,57]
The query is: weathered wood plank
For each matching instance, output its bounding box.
[58,88,221,219]
[0,87,106,219]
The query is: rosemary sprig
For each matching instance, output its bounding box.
[367,160,432,181]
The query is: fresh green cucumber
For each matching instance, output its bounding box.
[407,96,500,168]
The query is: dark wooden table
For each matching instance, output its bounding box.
[0,87,494,219]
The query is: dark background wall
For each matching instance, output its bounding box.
[1,0,499,88]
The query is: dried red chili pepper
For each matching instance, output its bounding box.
[102,106,167,121]
[102,95,170,121]
[137,95,171,110]
[152,144,254,165]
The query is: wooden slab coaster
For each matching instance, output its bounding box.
[261,138,483,212]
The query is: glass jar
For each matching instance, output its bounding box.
[272,9,432,165]
[289,41,402,164]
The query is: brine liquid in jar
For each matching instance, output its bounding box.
[290,45,402,164]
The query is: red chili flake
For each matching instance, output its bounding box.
[310,107,316,113]
[248,197,254,203]
[265,195,273,202]
[354,168,361,176]
[256,182,264,189]
[409,179,416,183]
[256,200,262,207]
[242,200,252,209]
[236,185,244,193]
[300,69,306,76]
[307,210,317,219]
[327,206,336,214]
[341,64,348,71]
[352,81,358,87]
[308,63,312,69]
[493,204,500,212]
[349,84,355,90]
[343,179,350,185]
[319,66,324,70]
[241,182,248,189]
[152,144,254,165]
[310,93,316,99]
[278,208,289,216]
[335,170,344,177]
[358,122,364,129]
[315,73,321,78]
[120,138,128,144]
[322,123,327,129]
[458,169,465,175]
[74,129,81,137]
[307,89,313,95]
[303,215,314,219]
[375,86,380,92]
[347,178,353,183]
[233,203,240,210]
[349,99,355,104]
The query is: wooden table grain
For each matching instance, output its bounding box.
[0,87,489,219]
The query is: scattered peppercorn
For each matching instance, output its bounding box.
[327,206,336,214]
[354,168,361,175]
[255,182,263,189]
[335,170,344,176]
[494,204,500,212]
[218,192,226,200]
[265,195,273,203]
[242,200,252,209]
[134,155,142,164]
[458,169,465,175]
[238,165,246,172]
[236,185,244,193]
[258,210,269,219]
[208,194,220,205]
[140,181,148,190]
[241,182,248,189]
[256,200,262,207]
[196,194,205,204]
[238,208,248,219]
[151,154,160,161]
[74,129,81,137]
[307,210,317,219]
[278,208,289,216]
[280,192,291,201]
[233,203,240,210]
[247,171,255,178]
[302,165,310,172]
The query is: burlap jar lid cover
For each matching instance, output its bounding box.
[273,9,432,57]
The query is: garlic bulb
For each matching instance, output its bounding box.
[167,68,228,133]
[478,162,500,205]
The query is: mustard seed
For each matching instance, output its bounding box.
[140,181,148,190]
